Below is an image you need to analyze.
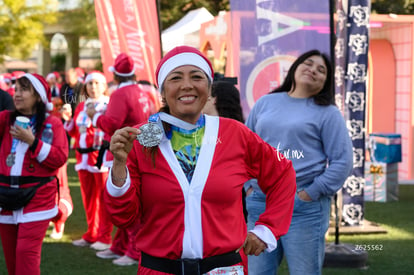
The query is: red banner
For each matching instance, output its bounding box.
[94,0,161,85]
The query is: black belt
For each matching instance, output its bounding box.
[76,147,97,154]
[0,175,55,186]
[95,140,110,169]
[141,251,242,275]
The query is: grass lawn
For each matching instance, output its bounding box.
[1,151,413,274]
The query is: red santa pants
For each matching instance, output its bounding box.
[110,218,142,260]
[78,170,112,244]
[0,220,49,275]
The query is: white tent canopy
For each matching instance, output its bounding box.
[161,7,214,53]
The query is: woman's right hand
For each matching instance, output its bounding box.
[110,127,140,164]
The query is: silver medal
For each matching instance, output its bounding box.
[136,123,163,147]
[6,153,15,167]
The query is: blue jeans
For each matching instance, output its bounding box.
[246,190,331,275]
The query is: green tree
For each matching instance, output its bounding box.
[159,0,230,30]
[372,0,414,14]
[58,0,98,38]
[0,0,58,62]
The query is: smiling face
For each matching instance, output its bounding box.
[14,80,40,115]
[292,55,327,97]
[162,65,210,124]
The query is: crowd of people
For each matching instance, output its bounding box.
[0,47,353,275]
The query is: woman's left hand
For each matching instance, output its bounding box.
[297,190,312,201]
[10,125,35,146]
[238,232,267,256]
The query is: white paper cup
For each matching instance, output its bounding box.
[15,116,30,129]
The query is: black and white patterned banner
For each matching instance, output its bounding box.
[335,0,370,226]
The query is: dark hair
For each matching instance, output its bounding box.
[137,80,157,88]
[11,77,46,135]
[211,81,244,123]
[114,74,136,84]
[271,49,334,106]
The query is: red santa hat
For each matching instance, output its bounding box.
[75,67,85,82]
[84,70,107,84]
[108,53,135,77]
[24,73,53,111]
[3,73,12,83]
[11,71,26,80]
[155,46,214,91]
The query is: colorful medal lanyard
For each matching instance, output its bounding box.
[6,116,36,167]
[136,112,202,148]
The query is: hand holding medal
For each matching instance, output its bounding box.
[110,126,140,164]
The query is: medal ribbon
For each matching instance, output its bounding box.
[9,116,36,155]
[158,112,199,131]
[141,113,204,146]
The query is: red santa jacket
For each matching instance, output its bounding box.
[104,116,296,273]
[0,111,68,223]
[92,82,150,136]
[92,82,150,167]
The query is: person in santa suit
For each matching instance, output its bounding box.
[106,46,297,274]
[2,73,14,97]
[0,73,68,275]
[46,72,61,98]
[86,53,151,266]
[62,71,113,251]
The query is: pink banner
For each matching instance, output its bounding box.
[95,0,161,85]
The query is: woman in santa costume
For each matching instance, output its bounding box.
[62,71,113,251]
[106,46,297,275]
[0,73,68,275]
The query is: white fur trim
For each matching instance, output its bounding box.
[24,73,51,109]
[249,225,277,252]
[46,73,56,81]
[85,72,107,84]
[158,115,219,258]
[46,102,54,111]
[60,199,73,216]
[10,142,29,176]
[92,112,103,128]
[157,52,212,90]
[36,142,51,163]
[106,167,131,197]
[108,66,135,77]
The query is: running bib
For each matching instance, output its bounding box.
[205,265,244,275]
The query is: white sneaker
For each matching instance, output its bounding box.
[72,238,92,247]
[90,241,111,251]
[50,224,65,240]
[112,255,138,266]
[96,249,121,259]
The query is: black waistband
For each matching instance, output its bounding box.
[76,147,97,154]
[0,175,55,186]
[141,251,242,275]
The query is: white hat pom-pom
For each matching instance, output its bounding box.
[46,102,54,111]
